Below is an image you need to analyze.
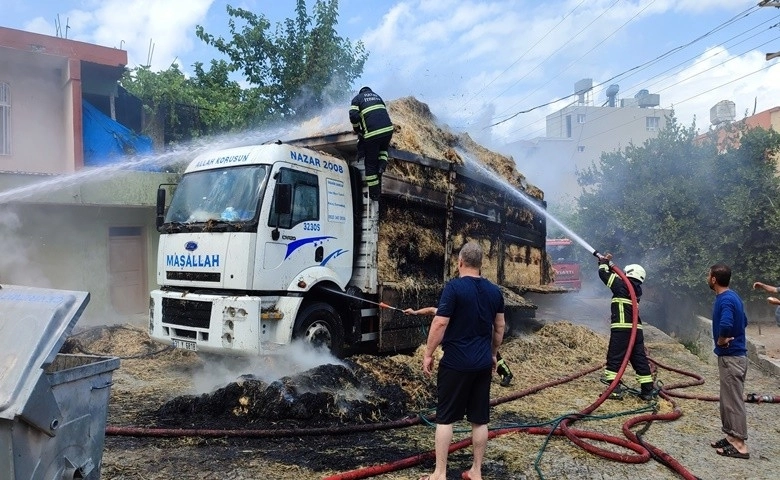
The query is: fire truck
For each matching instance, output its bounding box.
[546,238,581,291]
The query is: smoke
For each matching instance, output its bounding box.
[0,208,50,288]
[190,340,347,394]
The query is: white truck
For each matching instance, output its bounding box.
[149,132,548,356]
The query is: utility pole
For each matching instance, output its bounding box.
[759,1,780,59]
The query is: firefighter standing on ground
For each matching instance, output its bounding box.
[349,86,394,201]
[403,306,514,387]
[597,253,655,400]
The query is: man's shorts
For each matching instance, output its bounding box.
[436,365,492,425]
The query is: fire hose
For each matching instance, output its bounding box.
[105,254,778,479]
[323,256,696,480]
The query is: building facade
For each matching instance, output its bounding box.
[505,80,673,202]
[0,26,176,325]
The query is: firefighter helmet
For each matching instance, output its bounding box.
[624,264,646,283]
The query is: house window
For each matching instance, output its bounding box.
[577,145,585,152]
[0,82,9,155]
[646,116,660,132]
[577,113,586,124]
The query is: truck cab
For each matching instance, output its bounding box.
[546,238,581,291]
[150,143,359,356]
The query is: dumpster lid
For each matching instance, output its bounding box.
[0,284,90,419]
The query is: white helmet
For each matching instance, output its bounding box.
[624,264,646,283]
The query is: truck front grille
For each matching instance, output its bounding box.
[166,271,221,282]
[161,297,211,329]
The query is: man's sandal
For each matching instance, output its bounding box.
[716,444,750,459]
[710,438,730,449]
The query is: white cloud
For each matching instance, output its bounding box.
[21,0,215,70]
[356,0,776,151]
[89,0,214,68]
[658,47,780,131]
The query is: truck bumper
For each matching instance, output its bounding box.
[149,290,301,355]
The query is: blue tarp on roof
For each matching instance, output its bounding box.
[82,99,155,169]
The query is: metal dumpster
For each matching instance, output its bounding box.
[0,285,120,480]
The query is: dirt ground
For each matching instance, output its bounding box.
[85,311,780,480]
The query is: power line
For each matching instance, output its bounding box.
[485,0,622,120]
[490,0,655,122]
[456,0,588,114]
[486,4,762,128]
[497,13,780,144]
[569,62,776,146]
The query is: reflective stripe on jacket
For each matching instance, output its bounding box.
[598,263,643,330]
[349,89,393,139]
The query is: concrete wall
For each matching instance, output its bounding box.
[0,170,178,325]
[0,203,159,325]
[0,46,71,173]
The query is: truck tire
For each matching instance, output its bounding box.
[294,302,345,357]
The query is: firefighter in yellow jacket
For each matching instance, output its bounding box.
[349,86,394,201]
[598,254,655,400]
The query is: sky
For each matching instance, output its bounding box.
[2,0,780,168]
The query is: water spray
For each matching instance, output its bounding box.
[459,152,597,255]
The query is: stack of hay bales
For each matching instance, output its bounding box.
[378,97,547,309]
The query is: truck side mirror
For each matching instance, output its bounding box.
[271,183,292,241]
[156,187,166,229]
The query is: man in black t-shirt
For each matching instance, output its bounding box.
[419,242,505,480]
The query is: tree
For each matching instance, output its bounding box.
[121,61,247,144]
[196,0,368,120]
[576,115,780,308]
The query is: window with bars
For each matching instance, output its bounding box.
[0,83,9,155]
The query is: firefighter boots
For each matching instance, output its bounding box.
[497,356,513,387]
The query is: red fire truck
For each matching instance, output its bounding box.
[546,238,581,290]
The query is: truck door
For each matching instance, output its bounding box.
[254,164,350,290]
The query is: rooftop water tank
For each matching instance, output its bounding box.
[638,93,660,108]
[575,78,593,104]
[710,100,736,125]
[606,84,619,107]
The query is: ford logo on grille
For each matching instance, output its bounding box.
[185,241,198,251]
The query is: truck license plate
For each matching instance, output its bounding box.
[172,338,198,351]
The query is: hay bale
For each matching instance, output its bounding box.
[386,96,542,200]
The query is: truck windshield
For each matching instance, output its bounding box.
[165,165,268,224]
[548,244,575,263]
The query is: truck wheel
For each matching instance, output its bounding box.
[294,302,345,357]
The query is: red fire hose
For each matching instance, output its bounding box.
[105,259,778,479]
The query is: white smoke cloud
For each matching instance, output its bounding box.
[190,340,346,394]
[0,208,51,288]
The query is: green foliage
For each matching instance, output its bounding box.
[121,1,367,144]
[196,0,368,119]
[121,61,248,143]
[681,339,702,358]
[576,115,780,304]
